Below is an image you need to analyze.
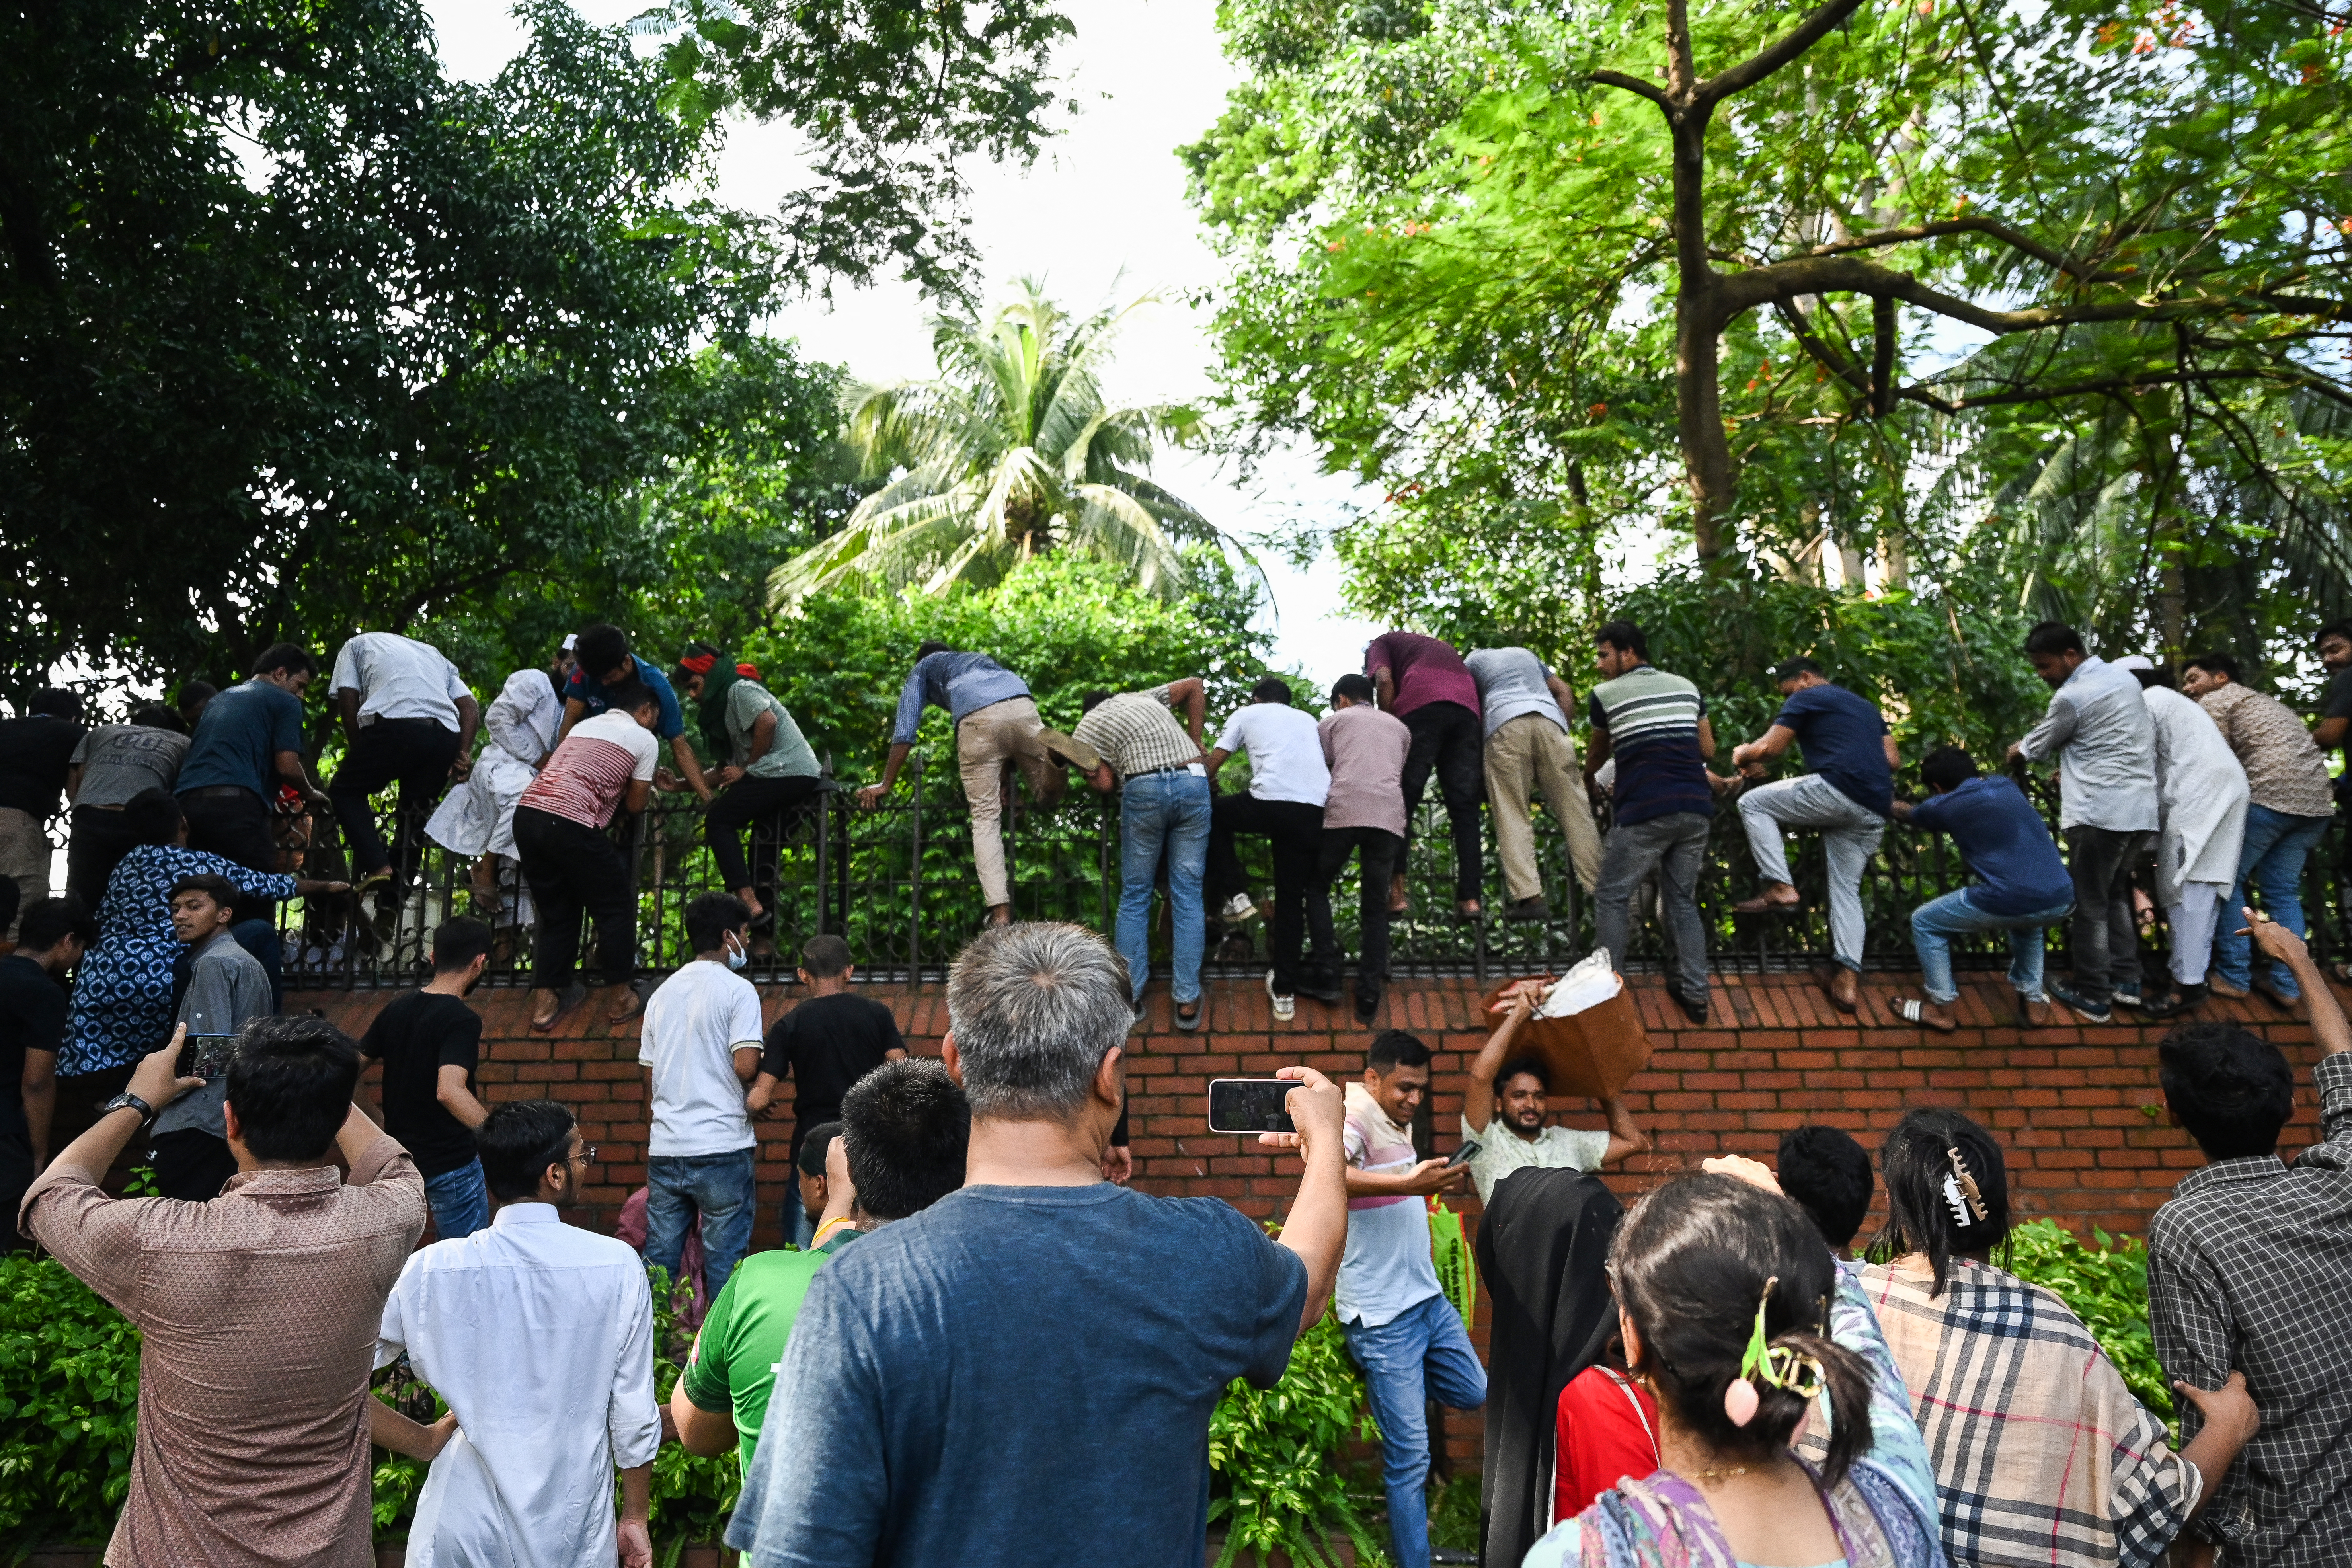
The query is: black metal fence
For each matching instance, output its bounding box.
[268,761,2352,990]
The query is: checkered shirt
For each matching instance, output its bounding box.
[2148,1051,2352,1567]
[1859,1255,2195,1568]
[1071,684,1196,779]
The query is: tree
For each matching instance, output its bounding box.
[768,280,1249,607]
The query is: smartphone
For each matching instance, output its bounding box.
[177,1034,237,1081]
[1208,1078,1297,1135]
[1445,1138,1482,1170]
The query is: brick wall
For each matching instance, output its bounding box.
[308,967,2338,1470]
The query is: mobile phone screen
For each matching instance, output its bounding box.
[177,1034,237,1081]
[1445,1138,1481,1170]
[1207,1078,1296,1135]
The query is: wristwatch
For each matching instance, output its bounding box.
[98,1091,155,1125]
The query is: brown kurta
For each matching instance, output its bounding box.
[23,1130,426,1566]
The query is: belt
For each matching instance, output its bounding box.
[182,786,261,801]
[1127,761,1207,779]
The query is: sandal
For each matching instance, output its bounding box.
[1894,997,1957,1034]
[2251,981,2301,1014]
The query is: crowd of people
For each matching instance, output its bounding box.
[0,615,2349,1567]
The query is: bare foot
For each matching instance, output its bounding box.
[604,985,645,1024]
[736,887,764,922]
[1734,883,1802,915]
[985,903,1013,927]
[1457,899,1483,917]
[1389,874,1411,915]
[2207,979,2251,1000]
[529,987,565,1034]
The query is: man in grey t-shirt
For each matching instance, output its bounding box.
[1464,648,1601,920]
[149,873,275,1201]
[66,705,191,909]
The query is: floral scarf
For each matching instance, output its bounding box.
[1577,1461,1941,1568]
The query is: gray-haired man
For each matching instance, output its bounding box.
[729,922,1348,1568]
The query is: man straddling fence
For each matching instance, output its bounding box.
[1311,674,1414,1023]
[858,642,1064,928]
[2007,621,2159,1024]
[1727,656,1897,1015]
[174,643,331,886]
[2121,658,2248,1019]
[1061,677,1213,1030]
[560,623,713,803]
[1465,644,1601,922]
[673,644,823,935]
[1365,630,1486,917]
[327,630,479,942]
[425,637,571,922]
[1205,676,1332,1021]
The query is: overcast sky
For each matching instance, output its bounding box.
[425,0,1383,688]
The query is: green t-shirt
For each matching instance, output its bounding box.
[683,1229,862,1468]
[727,681,821,780]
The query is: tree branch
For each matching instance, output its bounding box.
[1589,69,1672,109]
[1895,365,2305,412]
[1870,293,1897,416]
[1696,0,1872,107]
[1774,300,1873,404]
[1802,216,2129,285]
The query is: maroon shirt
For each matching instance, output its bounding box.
[1364,632,1480,719]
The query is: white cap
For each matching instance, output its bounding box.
[2112,654,2155,671]
[561,634,578,652]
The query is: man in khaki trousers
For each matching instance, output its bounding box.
[1464,647,1601,920]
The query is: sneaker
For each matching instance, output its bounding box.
[2047,981,2113,1024]
[2136,983,2205,1019]
[1503,895,1552,921]
[1130,999,1150,1032]
[1266,971,1295,1022]
[1221,893,1258,924]
[2112,990,2146,1010]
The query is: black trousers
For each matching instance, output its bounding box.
[331,718,460,885]
[2066,825,2154,1007]
[515,806,636,991]
[1401,701,1486,903]
[1308,825,1402,999]
[705,774,822,911]
[150,1128,238,1202]
[0,1129,30,1249]
[66,805,147,911]
[1207,794,1324,993]
[180,787,276,876]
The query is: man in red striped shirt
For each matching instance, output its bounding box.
[515,679,660,1033]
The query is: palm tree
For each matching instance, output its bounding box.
[768,280,1246,606]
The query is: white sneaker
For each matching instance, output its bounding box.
[1266,969,1295,1022]
[1221,893,1258,923]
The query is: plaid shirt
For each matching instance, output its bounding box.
[1071,685,1197,779]
[1859,1256,2196,1568]
[2149,1051,2352,1567]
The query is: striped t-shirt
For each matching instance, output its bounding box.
[1589,665,1713,826]
[1337,1089,1442,1328]
[519,709,658,829]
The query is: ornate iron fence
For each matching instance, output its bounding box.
[267,761,2352,990]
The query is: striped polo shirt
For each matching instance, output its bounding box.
[519,709,658,829]
[1337,1091,1442,1327]
[1589,664,1713,825]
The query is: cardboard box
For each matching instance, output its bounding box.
[1478,976,1652,1099]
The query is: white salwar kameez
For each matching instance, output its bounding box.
[426,669,560,859]
[2143,685,2250,985]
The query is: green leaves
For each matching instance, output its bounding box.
[1208,1311,1383,1568]
[0,1257,142,1554]
[2005,1219,2175,1427]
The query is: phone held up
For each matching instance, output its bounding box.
[1207,1078,1296,1136]
[177,1034,237,1082]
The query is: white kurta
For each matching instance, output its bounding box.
[425,669,562,858]
[2142,685,2249,905]
[375,1203,663,1568]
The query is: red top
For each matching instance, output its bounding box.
[1364,631,1480,718]
[1554,1365,1662,1523]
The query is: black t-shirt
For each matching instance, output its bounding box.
[0,956,66,1143]
[760,991,906,1167]
[0,716,85,816]
[360,990,484,1178]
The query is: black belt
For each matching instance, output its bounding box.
[182,786,261,801]
[1125,761,1201,778]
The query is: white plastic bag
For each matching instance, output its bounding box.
[1540,946,1623,1017]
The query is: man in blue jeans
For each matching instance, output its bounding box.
[639,891,766,1299]
[1890,747,2077,1032]
[1059,679,1213,1030]
[1340,1029,1481,1568]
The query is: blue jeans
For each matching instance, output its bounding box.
[644,1149,758,1301]
[1116,770,1211,1004]
[2214,803,2332,997]
[423,1158,490,1240]
[1344,1293,1488,1568]
[1910,890,2074,1004]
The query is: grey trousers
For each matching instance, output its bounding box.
[1738,774,1885,972]
[1593,811,1713,1003]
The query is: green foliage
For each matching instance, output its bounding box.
[1427,1472,1484,1554]
[642,1267,741,1556]
[2005,1219,2173,1427]
[0,1258,142,1555]
[1209,1312,1384,1568]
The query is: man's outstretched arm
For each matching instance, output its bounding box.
[1266,1067,1347,1334]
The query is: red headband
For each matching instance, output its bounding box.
[735,663,759,680]
[678,651,718,675]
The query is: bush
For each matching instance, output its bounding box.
[1208,1311,1383,1568]
[0,1257,141,1556]
[2004,1219,2172,1426]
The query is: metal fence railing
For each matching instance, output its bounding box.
[257,761,2352,991]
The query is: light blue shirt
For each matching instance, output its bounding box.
[888,652,1031,745]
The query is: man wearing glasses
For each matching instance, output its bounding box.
[370,1099,663,1568]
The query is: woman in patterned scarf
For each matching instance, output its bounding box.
[1523,1171,1944,1568]
[1858,1109,2259,1568]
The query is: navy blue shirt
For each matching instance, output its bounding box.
[175,680,305,796]
[729,1182,1309,1568]
[1906,775,2074,916]
[562,655,685,741]
[1772,682,1893,816]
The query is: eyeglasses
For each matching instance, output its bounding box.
[570,1145,597,1165]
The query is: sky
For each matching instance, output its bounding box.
[425,0,1385,689]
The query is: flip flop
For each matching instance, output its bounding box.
[1894,998,1957,1034]
[2251,981,2301,1013]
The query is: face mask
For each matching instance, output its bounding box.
[725,936,748,972]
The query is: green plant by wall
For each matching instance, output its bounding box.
[643,1268,741,1563]
[0,1257,141,1558]
[2004,1219,2172,1426]
[1208,1311,1384,1568]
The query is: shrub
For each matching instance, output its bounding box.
[1208,1310,1382,1568]
[2005,1219,2172,1424]
[0,1256,142,1556]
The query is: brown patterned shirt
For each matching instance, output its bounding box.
[23,1130,426,1566]
[2197,682,2335,818]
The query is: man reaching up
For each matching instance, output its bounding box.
[1459,979,1648,1206]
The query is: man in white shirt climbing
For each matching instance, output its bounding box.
[1458,978,1649,1206]
[371,1097,661,1568]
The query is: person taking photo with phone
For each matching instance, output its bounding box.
[1459,978,1649,1206]
[147,873,274,1201]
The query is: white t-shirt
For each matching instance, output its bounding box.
[638,961,765,1157]
[1336,1088,1442,1327]
[1458,1112,1610,1205]
[331,632,472,730]
[1213,702,1331,807]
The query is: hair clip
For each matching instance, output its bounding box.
[1724,1276,1827,1425]
[1942,1146,1988,1225]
